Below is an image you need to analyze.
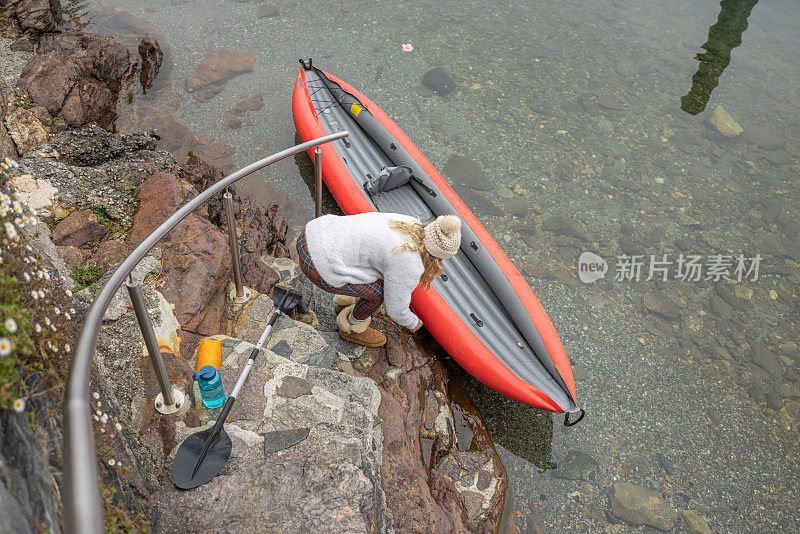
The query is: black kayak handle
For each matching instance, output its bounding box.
[564,408,585,427]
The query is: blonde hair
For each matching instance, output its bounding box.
[388,219,443,287]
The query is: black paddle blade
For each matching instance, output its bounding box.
[272,285,302,311]
[172,427,232,489]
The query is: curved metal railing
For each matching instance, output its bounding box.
[63,131,349,533]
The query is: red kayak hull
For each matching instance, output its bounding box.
[292,68,576,413]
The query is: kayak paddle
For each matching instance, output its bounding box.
[172,285,303,489]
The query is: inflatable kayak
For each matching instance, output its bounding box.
[292,60,582,420]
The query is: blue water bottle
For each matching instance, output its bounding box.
[193,365,225,409]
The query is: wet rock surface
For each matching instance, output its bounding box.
[368,321,507,533]
[130,171,231,335]
[18,31,135,128]
[51,208,107,247]
[1,0,64,35]
[21,125,178,227]
[209,180,291,294]
[137,36,163,92]
[0,409,62,534]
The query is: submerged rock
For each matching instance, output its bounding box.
[444,154,496,191]
[765,149,790,165]
[256,2,279,18]
[541,215,587,241]
[551,450,599,481]
[422,67,456,96]
[680,509,712,534]
[742,125,786,149]
[643,293,681,320]
[610,482,677,531]
[708,104,742,137]
[185,50,256,101]
[222,93,263,129]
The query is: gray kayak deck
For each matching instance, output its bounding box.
[303,69,575,412]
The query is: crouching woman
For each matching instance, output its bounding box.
[296,212,462,347]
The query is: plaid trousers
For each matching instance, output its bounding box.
[297,231,384,321]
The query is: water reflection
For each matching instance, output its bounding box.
[681,0,760,114]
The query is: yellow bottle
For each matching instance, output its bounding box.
[196,338,222,371]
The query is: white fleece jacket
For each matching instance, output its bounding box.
[305,212,423,329]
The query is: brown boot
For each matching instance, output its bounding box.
[336,304,386,348]
[334,294,382,316]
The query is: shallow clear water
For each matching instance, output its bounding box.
[77,0,799,531]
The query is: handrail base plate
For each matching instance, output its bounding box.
[155,388,185,415]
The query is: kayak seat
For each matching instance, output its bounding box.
[365,165,413,195]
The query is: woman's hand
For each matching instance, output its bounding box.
[410,319,423,333]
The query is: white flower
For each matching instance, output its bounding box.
[12,190,21,200]
[31,290,38,300]
[23,272,30,283]
[4,222,17,239]
[115,422,122,430]
[108,458,115,466]
[64,344,71,353]
[14,217,24,228]
[54,307,60,315]
[50,324,56,332]
[100,414,108,424]
[66,289,73,297]
[13,398,25,412]
[93,392,100,399]
[96,401,101,407]
[64,313,71,320]
[34,323,42,333]
[37,290,44,298]
[12,201,22,214]
[0,338,11,356]
[69,308,76,314]
[0,193,10,203]
[36,270,43,279]
[95,410,102,416]
[4,318,17,333]
[93,414,99,421]
[42,269,49,280]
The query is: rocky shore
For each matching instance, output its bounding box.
[0,2,509,532]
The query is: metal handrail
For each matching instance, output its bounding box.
[63,131,349,533]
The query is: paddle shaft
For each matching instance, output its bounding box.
[191,294,288,479]
[231,306,283,398]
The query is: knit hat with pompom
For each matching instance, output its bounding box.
[423,215,462,259]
